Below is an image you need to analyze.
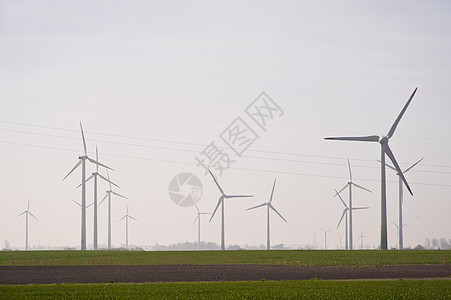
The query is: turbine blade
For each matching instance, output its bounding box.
[16,211,26,217]
[98,193,109,206]
[377,159,397,172]
[347,159,352,181]
[352,182,372,193]
[29,212,38,220]
[246,202,267,211]
[225,195,253,199]
[209,196,224,222]
[193,200,200,213]
[27,198,30,210]
[117,215,126,223]
[324,135,380,142]
[106,169,112,190]
[98,174,119,188]
[208,169,224,195]
[96,146,99,172]
[62,160,82,181]
[87,157,114,171]
[269,179,277,202]
[383,143,413,195]
[86,202,94,208]
[112,191,128,199]
[403,157,424,173]
[387,87,417,139]
[337,209,346,229]
[269,203,287,223]
[352,206,370,210]
[129,215,138,222]
[71,199,81,207]
[193,215,199,225]
[334,184,348,197]
[334,189,348,209]
[80,122,87,156]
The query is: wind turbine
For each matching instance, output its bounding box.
[77,147,118,250]
[334,159,372,250]
[16,198,38,251]
[246,179,287,250]
[193,202,210,251]
[359,231,367,249]
[325,87,418,250]
[208,170,253,250]
[392,222,407,250]
[382,158,423,250]
[320,228,331,250]
[99,169,127,250]
[63,122,113,250]
[118,202,137,249]
[335,189,369,250]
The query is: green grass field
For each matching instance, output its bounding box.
[1,280,451,299]
[1,249,450,266]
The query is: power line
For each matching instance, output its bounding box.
[0,138,450,188]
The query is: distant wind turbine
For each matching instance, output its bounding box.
[16,198,38,251]
[99,169,127,250]
[193,202,210,251]
[334,189,369,250]
[359,231,367,249]
[392,222,407,250]
[63,122,113,250]
[320,228,331,250]
[118,202,137,249]
[382,158,423,250]
[334,159,372,250]
[246,179,287,250]
[325,88,418,250]
[77,147,118,250]
[208,170,253,250]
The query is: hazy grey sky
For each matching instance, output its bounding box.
[1,0,450,249]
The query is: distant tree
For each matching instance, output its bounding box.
[439,238,450,250]
[431,238,439,249]
[414,244,425,250]
[424,238,431,249]
[2,240,11,250]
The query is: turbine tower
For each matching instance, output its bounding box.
[383,158,423,250]
[118,202,137,249]
[193,202,210,251]
[393,222,406,250]
[320,228,331,250]
[78,147,118,250]
[99,169,127,250]
[208,170,253,251]
[325,88,418,250]
[16,198,38,251]
[246,179,287,250]
[335,189,369,250]
[63,122,113,250]
[334,159,372,250]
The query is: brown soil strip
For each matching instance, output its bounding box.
[1,264,450,285]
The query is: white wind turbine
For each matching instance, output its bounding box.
[325,88,418,250]
[117,202,137,249]
[359,231,367,249]
[63,122,113,250]
[246,179,287,250]
[383,158,423,250]
[193,202,210,251]
[334,159,372,250]
[99,169,127,250]
[334,189,369,250]
[208,170,253,251]
[77,147,118,250]
[320,228,331,250]
[392,221,407,250]
[16,198,38,251]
